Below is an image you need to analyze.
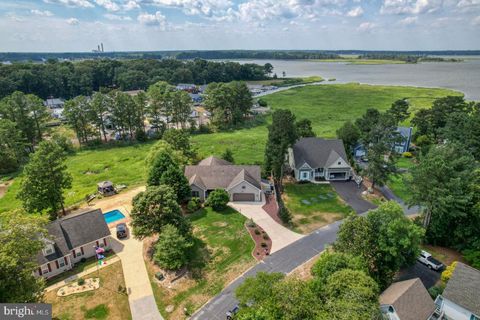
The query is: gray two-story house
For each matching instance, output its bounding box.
[288,137,352,182]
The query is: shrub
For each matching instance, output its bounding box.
[402,151,413,158]
[135,128,148,142]
[77,278,85,286]
[428,284,445,299]
[261,242,268,248]
[187,197,201,213]
[153,225,192,270]
[463,249,480,269]
[80,257,87,263]
[263,234,270,240]
[205,189,230,211]
[247,218,256,228]
[278,204,292,225]
[441,261,458,282]
[254,229,261,235]
[84,304,109,320]
[257,99,268,107]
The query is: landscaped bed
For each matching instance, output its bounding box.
[245,220,272,260]
[43,261,131,320]
[283,183,353,234]
[146,207,255,320]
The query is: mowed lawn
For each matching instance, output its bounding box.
[283,183,353,234]
[148,207,255,319]
[44,261,131,320]
[0,84,460,212]
[387,156,417,201]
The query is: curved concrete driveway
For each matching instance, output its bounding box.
[229,201,303,254]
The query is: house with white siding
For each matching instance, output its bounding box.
[434,262,480,320]
[35,209,112,279]
[288,137,352,182]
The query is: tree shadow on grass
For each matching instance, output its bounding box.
[187,236,210,281]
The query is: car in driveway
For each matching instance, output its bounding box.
[417,250,444,271]
[116,223,128,239]
[226,305,239,320]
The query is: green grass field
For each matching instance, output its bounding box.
[193,83,460,163]
[0,83,460,212]
[283,183,353,234]
[148,207,255,319]
[387,156,416,201]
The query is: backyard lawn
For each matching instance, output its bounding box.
[44,261,131,320]
[147,207,255,319]
[0,84,460,212]
[283,183,353,234]
[387,156,416,201]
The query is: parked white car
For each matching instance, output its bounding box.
[417,250,444,271]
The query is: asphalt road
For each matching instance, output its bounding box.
[191,182,420,320]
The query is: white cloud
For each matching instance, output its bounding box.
[95,0,120,11]
[30,9,54,16]
[66,17,80,24]
[104,13,132,20]
[380,0,443,15]
[123,0,140,10]
[146,0,232,17]
[457,0,480,9]
[346,6,363,17]
[398,15,418,25]
[137,11,167,28]
[357,21,376,31]
[43,0,94,8]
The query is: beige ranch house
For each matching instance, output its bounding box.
[185,156,263,202]
[288,137,352,182]
[35,209,112,279]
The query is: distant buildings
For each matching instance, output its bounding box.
[44,97,66,121]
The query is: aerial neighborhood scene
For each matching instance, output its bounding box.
[1,1,480,320]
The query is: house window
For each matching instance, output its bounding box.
[315,168,324,173]
[75,249,83,257]
[301,171,310,180]
[58,259,65,268]
[41,265,49,274]
[337,161,341,165]
[43,244,54,256]
[471,315,480,320]
[191,191,200,198]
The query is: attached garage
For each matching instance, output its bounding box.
[232,193,255,202]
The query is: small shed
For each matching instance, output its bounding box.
[97,181,115,196]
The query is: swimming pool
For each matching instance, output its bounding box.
[103,209,126,224]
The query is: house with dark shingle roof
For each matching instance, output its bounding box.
[287,137,352,182]
[35,209,111,279]
[380,278,435,320]
[184,156,263,202]
[434,262,480,320]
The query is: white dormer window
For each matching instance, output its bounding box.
[42,244,54,256]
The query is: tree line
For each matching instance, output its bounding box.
[0,58,270,100]
[175,50,341,60]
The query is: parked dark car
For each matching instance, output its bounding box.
[116,223,128,239]
[226,305,239,320]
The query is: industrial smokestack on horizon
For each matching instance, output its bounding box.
[101,43,104,52]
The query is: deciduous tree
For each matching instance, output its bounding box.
[153,224,193,270]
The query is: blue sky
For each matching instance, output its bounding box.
[1,0,479,52]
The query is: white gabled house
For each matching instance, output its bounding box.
[433,262,480,320]
[287,137,352,182]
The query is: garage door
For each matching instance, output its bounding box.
[233,193,255,202]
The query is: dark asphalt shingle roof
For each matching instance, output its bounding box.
[292,137,349,169]
[185,157,261,190]
[443,262,480,316]
[36,209,110,265]
[380,278,435,320]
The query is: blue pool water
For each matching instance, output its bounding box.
[103,209,125,224]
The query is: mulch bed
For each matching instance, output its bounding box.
[245,222,272,261]
[262,194,282,224]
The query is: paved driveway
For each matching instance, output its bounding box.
[397,261,441,289]
[229,201,304,253]
[330,181,377,213]
[110,230,164,320]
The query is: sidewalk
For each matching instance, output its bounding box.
[44,256,121,292]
